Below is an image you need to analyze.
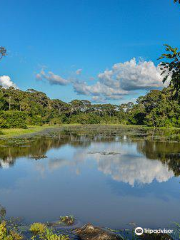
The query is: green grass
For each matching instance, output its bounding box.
[0,124,140,138]
[0,124,180,139]
[0,126,53,138]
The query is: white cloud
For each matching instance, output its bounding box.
[73,81,128,101]
[36,58,169,102]
[76,69,82,75]
[36,69,69,85]
[73,58,169,101]
[97,58,168,91]
[0,76,17,89]
[112,58,168,90]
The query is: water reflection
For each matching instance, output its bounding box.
[0,128,180,228]
[137,140,180,177]
[92,152,173,186]
[0,131,179,181]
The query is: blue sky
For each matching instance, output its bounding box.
[0,0,180,104]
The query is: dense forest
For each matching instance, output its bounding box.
[0,84,179,128]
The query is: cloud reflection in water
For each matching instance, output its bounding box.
[35,142,174,186]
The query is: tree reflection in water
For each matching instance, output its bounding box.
[0,127,180,181]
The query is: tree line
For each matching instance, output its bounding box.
[0,83,179,128]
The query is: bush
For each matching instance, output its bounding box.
[0,111,27,129]
[69,113,101,124]
[0,221,23,240]
[28,115,43,126]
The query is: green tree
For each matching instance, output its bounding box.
[158,44,180,98]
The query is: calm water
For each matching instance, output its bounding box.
[0,126,180,229]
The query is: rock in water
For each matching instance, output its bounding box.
[75,224,123,240]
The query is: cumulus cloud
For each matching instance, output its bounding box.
[112,58,167,90]
[73,81,128,101]
[0,76,17,89]
[73,58,168,101]
[36,69,69,85]
[36,58,169,102]
[76,69,82,75]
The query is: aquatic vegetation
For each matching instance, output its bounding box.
[0,221,23,240]
[30,223,69,240]
[30,222,46,236]
[44,228,69,240]
[29,155,47,160]
[88,151,121,155]
[60,216,75,226]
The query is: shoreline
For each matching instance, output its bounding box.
[0,218,177,240]
[0,124,180,139]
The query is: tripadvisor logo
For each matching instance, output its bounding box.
[135,227,173,235]
[135,227,144,235]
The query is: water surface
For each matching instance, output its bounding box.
[0,126,180,229]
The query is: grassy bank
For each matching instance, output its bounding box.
[0,125,54,138]
[0,124,137,138]
[0,124,180,139]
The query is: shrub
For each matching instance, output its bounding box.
[0,111,27,129]
[28,115,43,126]
[0,221,23,240]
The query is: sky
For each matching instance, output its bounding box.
[0,0,180,104]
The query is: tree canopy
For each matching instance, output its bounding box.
[158,44,180,98]
[0,85,179,128]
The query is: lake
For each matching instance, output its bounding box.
[0,126,180,230]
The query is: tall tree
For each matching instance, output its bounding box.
[158,44,180,98]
